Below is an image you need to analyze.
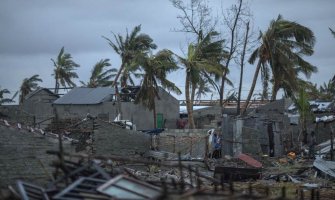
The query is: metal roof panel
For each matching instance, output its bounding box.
[53,87,115,105]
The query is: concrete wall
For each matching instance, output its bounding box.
[121,102,154,130]
[54,87,179,130]
[0,124,75,188]
[0,105,34,125]
[22,89,58,123]
[94,121,151,156]
[219,99,293,157]
[54,103,118,120]
[158,129,208,158]
[155,88,180,129]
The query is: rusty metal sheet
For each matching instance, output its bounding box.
[237,153,262,168]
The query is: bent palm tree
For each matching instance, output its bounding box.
[51,47,80,94]
[330,28,335,37]
[243,15,316,114]
[0,87,17,105]
[19,74,43,104]
[319,79,335,100]
[103,25,157,89]
[175,31,225,128]
[80,59,117,87]
[135,49,181,128]
[103,25,157,118]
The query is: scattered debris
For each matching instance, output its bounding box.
[2,117,335,199]
[313,157,335,178]
[237,153,263,168]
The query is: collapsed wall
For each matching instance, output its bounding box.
[94,121,151,156]
[0,124,75,188]
[159,129,208,158]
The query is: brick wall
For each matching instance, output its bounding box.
[93,121,151,156]
[0,125,75,188]
[157,129,208,158]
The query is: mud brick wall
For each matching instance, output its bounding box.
[0,125,74,188]
[159,129,208,158]
[94,122,151,156]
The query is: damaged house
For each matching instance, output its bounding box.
[52,86,179,130]
[220,98,335,158]
[21,88,59,125]
[1,86,180,130]
[220,99,293,157]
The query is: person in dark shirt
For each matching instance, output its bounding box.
[212,131,222,159]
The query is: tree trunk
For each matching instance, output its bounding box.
[220,71,227,111]
[237,21,250,115]
[113,62,125,120]
[191,85,196,128]
[271,81,279,101]
[219,0,243,115]
[242,60,262,115]
[55,74,59,94]
[112,62,125,88]
[153,99,157,129]
[185,73,195,129]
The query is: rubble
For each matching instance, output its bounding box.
[1,118,335,199]
[313,158,335,178]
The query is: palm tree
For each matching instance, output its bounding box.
[135,49,181,128]
[103,25,157,118]
[19,75,43,104]
[51,47,80,94]
[80,59,117,88]
[243,15,316,114]
[175,31,225,128]
[103,25,157,89]
[295,88,314,145]
[330,28,335,37]
[0,87,17,105]
[319,79,335,100]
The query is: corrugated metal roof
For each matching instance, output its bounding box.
[53,87,115,105]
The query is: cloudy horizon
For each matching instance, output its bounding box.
[1,0,334,103]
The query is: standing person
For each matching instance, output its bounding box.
[207,129,214,158]
[309,131,317,159]
[216,132,222,158]
[212,132,222,159]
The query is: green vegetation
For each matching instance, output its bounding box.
[135,49,181,128]
[51,47,80,94]
[103,25,157,119]
[243,15,317,114]
[80,59,116,88]
[19,75,42,104]
[4,0,332,129]
[0,87,17,105]
[175,31,225,128]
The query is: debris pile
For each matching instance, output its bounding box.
[1,118,335,199]
[0,147,334,200]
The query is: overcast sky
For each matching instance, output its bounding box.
[0,0,334,102]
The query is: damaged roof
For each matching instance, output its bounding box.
[25,87,59,100]
[287,100,334,113]
[53,87,115,105]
